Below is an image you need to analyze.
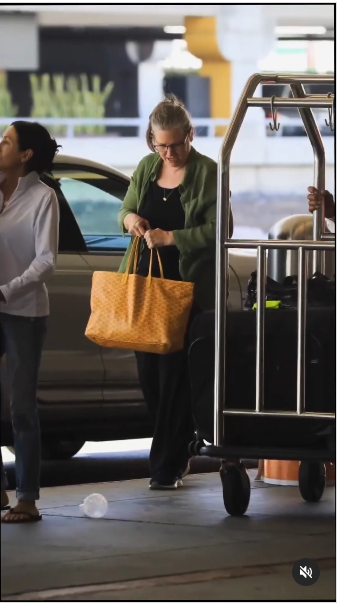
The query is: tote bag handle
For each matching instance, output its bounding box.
[123,237,164,285]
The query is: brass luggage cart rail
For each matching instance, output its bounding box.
[215,73,335,446]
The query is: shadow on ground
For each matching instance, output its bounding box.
[4,450,257,489]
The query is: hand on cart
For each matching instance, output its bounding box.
[307,187,335,220]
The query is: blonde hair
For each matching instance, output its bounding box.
[146,94,193,152]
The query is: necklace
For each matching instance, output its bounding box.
[163,187,177,202]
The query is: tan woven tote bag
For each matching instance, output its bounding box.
[85,237,194,354]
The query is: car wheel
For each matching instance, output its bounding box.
[8,440,86,461]
[41,440,86,461]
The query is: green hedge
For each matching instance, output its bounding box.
[0,71,18,118]
[30,73,114,136]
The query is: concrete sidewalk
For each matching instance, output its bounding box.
[1,471,335,601]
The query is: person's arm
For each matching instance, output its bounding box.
[172,168,233,253]
[172,204,233,253]
[307,187,335,220]
[118,168,140,234]
[0,191,59,303]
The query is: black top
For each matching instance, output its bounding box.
[136,181,185,281]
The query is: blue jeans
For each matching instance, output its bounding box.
[0,313,47,501]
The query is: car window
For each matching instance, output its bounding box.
[52,167,130,251]
[41,173,87,253]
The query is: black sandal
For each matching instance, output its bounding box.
[1,508,42,523]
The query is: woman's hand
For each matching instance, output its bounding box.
[307,187,335,219]
[144,229,174,249]
[124,213,150,237]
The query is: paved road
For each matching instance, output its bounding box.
[2,472,335,601]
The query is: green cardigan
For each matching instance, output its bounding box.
[118,147,230,310]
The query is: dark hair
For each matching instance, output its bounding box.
[11,121,61,175]
[146,94,193,152]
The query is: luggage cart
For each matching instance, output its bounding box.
[190,73,335,516]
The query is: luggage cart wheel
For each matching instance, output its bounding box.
[220,461,251,516]
[298,461,326,503]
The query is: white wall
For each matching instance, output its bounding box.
[0,14,38,70]
[56,136,335,195]
[0,4,334,29]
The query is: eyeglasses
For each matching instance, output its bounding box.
[153,134,188,153]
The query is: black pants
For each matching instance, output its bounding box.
[135,307,199,480]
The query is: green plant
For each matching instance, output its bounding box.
[0,71,18,117]
[30,73,114,136]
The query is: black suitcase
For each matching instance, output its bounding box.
[189,308,335,455]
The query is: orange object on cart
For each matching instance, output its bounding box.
[262,460,335,485]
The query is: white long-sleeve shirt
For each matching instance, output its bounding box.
[0,171,59,317]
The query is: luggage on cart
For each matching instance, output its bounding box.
[189,308,335,450]
[192,70,335,517]
[245,270,335,310]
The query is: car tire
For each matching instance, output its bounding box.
[41,440,86,461]
[7,440,85,462]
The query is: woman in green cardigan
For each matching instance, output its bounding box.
[118,95,233,490]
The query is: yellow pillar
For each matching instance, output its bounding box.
[185,16,231,136]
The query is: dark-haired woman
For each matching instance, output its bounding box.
[0,121,60,523]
